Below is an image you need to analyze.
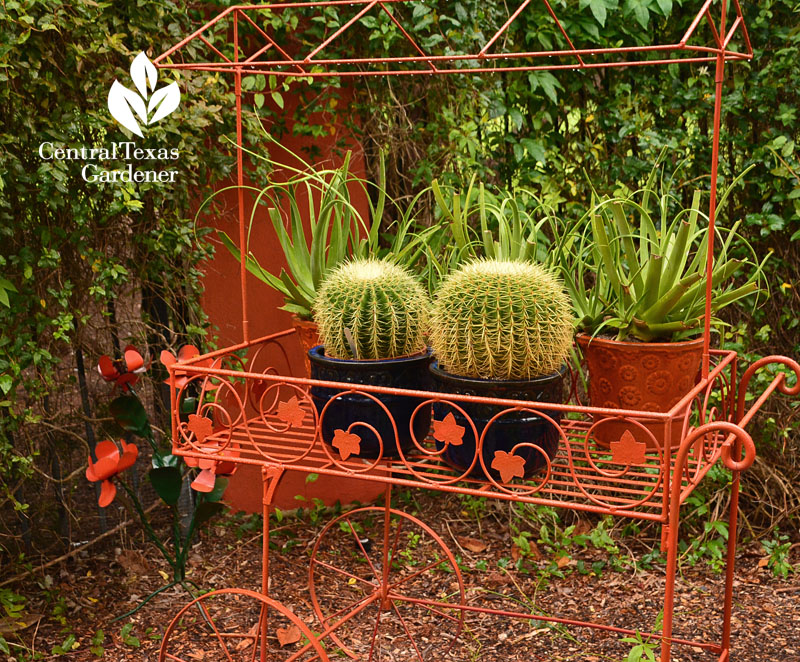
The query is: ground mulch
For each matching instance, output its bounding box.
[6,490,800,661]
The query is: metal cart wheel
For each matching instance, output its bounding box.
[309,507,465,661]
[159,588,330,662]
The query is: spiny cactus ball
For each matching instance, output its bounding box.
[430,259,573,380]
[314,258,430,360]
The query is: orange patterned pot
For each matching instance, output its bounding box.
[291,315,320,377]
[576,334,703,450]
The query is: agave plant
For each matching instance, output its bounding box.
[424,176,555,292]
[551,163,769,342]
[216,146,436,320]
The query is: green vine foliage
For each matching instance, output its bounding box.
[0,0,265,545]
[255,0,797,336]
[1,0,797,560]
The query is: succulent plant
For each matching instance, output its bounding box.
[550,157,768,341]
[216,147,437,321]
[430,259,573,380]
[314,258,431,360]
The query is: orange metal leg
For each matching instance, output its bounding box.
[380,482,392,612]
[660,510,679,662]
[721,463,742,657]
[261,466,285,662]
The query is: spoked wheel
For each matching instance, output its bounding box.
[160,588,330,662]
[309,507,465,661]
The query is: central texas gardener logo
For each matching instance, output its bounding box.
[108,52,180,138]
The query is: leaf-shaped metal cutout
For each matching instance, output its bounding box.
[147,81,180,125]
[277,396,306,428]
[130,52,157,99]
[108,81,146,137]
[491,450,526,484]
[432,412,465,447]
[610,430,647,465]
[332,429,361,461]
[188,414,214,443]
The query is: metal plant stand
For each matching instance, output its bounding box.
[153,3,799,661]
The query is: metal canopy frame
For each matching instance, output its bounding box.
[151,5,800,662]
[155,0,751,380]
[155,0,752,75]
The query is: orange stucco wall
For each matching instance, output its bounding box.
[202,89,385,513]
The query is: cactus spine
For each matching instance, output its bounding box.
[430,259,573,380]
[314,258,430,360]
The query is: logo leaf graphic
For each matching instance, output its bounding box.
[108,52,180,137]
[130,52,157,99]
[147,81,180,124]
[108,81,147,138]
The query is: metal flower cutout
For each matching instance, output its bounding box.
[332,429,361,461]
[85,439,139,507]
[491,450,526,484]
[277,396,307,428]
[610,430,647,465]
[97,345,147,392]
[108,52,180,138]
[187,414,214,443]
[432,412,465,447]
[184,442,239,493]
[160,345,217,390]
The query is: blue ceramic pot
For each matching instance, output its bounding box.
[429,361,565,480]
[309,346,433,459]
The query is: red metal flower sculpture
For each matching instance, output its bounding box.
[85,439,139,507]
[184,448,238,492]
[184,414,238,492]
[160,345,217,390]
[97,345,147,392]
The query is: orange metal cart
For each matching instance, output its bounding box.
[154,3,799,660]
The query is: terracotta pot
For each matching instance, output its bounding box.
[291,315,320,377]
[576,333,703,450]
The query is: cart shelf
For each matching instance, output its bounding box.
[179,409,725,518]
[166,331,784,522]
[161,329,798,662]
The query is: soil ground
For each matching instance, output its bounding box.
[4,489,800,662]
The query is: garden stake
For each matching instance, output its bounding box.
[75,347,107,531]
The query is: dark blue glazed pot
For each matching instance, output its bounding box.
[309,346,433,459]
[429,361,565,480]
